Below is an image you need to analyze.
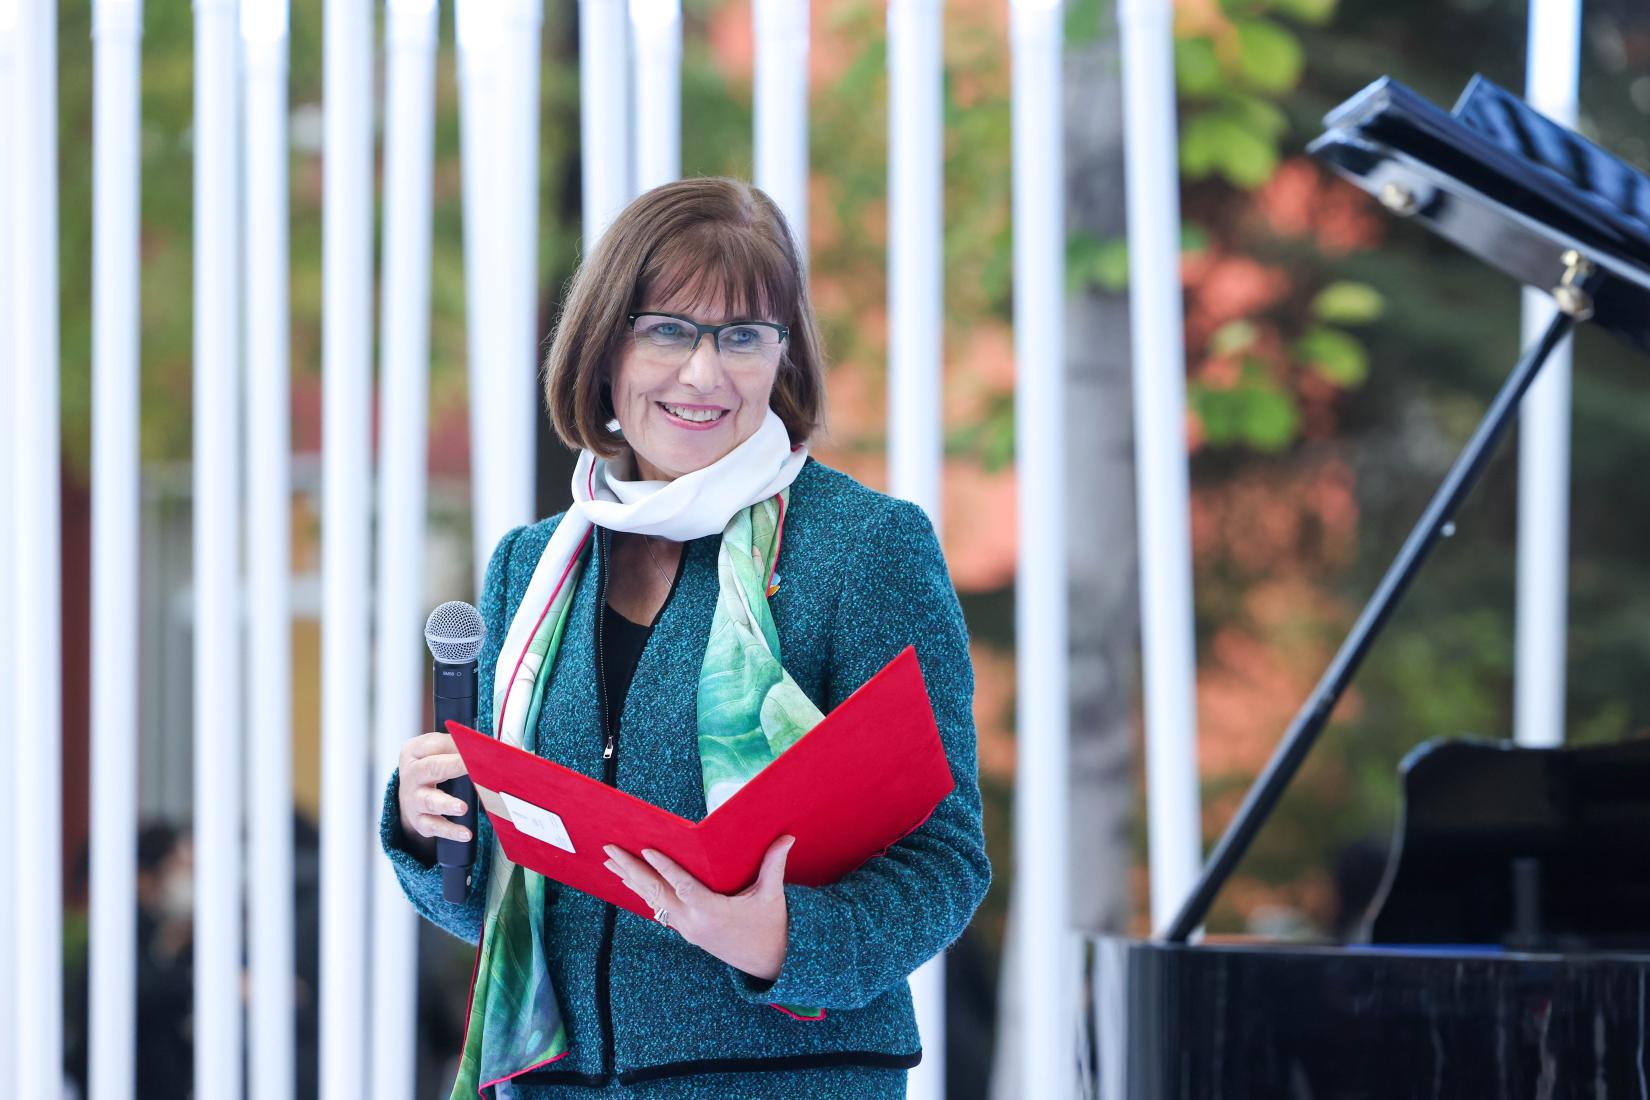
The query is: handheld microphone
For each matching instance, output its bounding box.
[424,601,486,903]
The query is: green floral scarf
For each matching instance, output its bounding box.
[454,446,823,1098]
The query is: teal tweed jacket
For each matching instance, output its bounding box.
[379,458,991,1095]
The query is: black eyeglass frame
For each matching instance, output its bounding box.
[625,311,790,358]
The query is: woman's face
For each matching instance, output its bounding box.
[609,291,782,482]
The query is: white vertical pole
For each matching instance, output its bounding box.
[320,0,375,1096]
[753,0,808,259]
[457,0,502,589]
[887,0,943,517]
[243,3,295,1099]
[629,0,680,193]
[458,0,537,590]
[579,0,632,255]
[1514,0,1579,750]
[90,2,144,1098]
[9,0,63,1092]
[1009,3,1070,1099]
[371,2,438,1096]
[193,0,245,1095]
[0,0,16,1083]
[1118,0,1202,932]
[502,0,541,522]
[886,3,946,1098]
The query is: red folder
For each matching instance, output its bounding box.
[449,645,956,920]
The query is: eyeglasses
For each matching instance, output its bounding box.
[626,311,789,367]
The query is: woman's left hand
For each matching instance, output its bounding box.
[603,835,795,983]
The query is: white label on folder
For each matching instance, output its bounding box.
[500,791,576,854]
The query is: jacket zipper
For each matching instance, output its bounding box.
[593,527,620,1082]
[598,527,616,764]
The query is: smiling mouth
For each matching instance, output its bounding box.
[657,402,729,425]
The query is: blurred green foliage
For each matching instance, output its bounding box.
[1191,361,1303,450]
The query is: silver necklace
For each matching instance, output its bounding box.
[639,533,674,588]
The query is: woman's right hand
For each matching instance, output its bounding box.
[397,732,473,845]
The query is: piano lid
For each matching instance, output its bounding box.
[1365,735,1650,951]
[1309,76,1650,353]
[1451,76,1650,250]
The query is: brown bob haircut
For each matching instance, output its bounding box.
[543,176,827,459]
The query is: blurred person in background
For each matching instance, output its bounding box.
[66,821,197,1097]
[65,820,196,1098]
[134,822,195,1098]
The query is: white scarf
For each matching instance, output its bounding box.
[492,409,808,744]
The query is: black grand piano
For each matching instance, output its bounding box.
[1084,78,1650,1099]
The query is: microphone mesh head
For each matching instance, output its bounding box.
[425,601,486,665]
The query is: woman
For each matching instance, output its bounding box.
[381,177,990,1099]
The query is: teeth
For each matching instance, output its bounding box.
[661,403,724,423]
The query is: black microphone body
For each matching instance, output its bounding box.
[433,658,480,902]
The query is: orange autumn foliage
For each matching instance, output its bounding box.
[942,462,1017,592]
[970,641,1018,783]
[1255,157,1384,257]
[1191,457,1365,785]
[1197,613,1364,778]
[1181,249,1294,350]
[1190,460,1359,578]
